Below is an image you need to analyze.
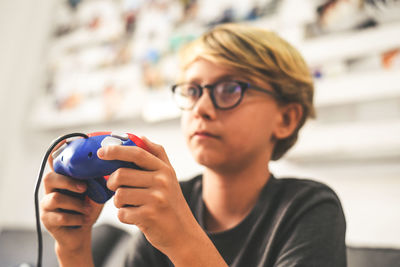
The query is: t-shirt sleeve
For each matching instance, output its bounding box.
[273,187,347,267]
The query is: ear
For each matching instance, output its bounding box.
[273,103,303,140]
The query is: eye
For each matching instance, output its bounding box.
[88,152,93,158]
[181,84,199,98]
[216,82,241,97]
[214,81,242,107]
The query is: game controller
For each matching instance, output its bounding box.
[52,131,147,203]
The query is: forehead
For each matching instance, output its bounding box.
[179,58,274,92]
[180,58,240,83]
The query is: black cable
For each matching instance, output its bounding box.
[34,133,88,267]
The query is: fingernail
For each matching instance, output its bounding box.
[97,148,104,158]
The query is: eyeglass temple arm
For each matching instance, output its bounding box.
[248,84,282,100]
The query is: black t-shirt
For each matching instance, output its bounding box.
[124,175,347,267]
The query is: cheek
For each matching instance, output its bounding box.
[180,112,191,144]
[226,106,279,148]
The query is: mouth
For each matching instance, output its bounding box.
[192,131,220,139]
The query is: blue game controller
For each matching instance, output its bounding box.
[52,132,148,203]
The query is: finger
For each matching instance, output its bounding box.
[139,136,171,165]
[97,145,163,171]
[43,171,87,194]
[85,196,105,210]
[41,192,89,215]
[117,205,145,225]
[113,187,150,208]
[41,210,87,227]
[107,168,153,191]
[117,205,159,227]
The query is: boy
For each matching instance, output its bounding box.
[41,23,346,266]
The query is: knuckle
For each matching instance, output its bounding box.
[151,191,166,206]
[117,208,129,223]
[40,212,49,225]
[154,174,169,188]
[108,169,123,190]
[107,182,115,192]
[106,178,115,191]
[55,213,67,225]
[40,197,52,211]
[43,172,57,188]
[113,168,124,179]
[43,172,52,183]
[51,192,63,203]
[42,192,58,210]
[113,189,123,208]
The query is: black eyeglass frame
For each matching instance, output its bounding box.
[171,80,281,110]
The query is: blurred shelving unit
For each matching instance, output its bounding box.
[29,0,400,164]
[299,21,400,66]
[313,69,400,106]
[287,119,400,163]
[286,19,400,163]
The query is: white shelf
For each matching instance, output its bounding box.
[30,89,146,130]
[29,88,181,130]
[314,69,400,107]
[299,22,400,66]
[141,90,181,123]
[286,119,400,162]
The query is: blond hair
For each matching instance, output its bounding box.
[179,23,315,160]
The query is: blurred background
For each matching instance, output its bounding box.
[0,0,400,259]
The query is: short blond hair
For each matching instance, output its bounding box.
[178,23,315,160]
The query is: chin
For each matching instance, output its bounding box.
[192,149,223,168]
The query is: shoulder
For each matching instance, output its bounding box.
[270,176,342,205]
[265,176,345,227]
[267,178,347,266]
[271,176,346,231]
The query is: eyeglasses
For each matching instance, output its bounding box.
[171,80,279,110]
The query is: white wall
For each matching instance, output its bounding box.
[0,0,56,227]
[1,0,399,250]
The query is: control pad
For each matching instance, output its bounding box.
[101,136,123,147]
[53,132,147,203]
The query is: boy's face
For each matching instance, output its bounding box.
[180,59,284,173]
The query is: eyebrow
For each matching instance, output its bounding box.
[182,74,237,85]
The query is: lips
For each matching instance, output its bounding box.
[192,130,220,139]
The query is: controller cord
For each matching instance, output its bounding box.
[34,133,88,267]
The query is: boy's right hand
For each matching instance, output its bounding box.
[40,171,104,253]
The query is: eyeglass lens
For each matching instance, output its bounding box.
[174,81,244,109]
[213,82,242,108]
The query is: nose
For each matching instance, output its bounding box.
[192,89,217,120]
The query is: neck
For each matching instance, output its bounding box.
[202,158,271,232]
